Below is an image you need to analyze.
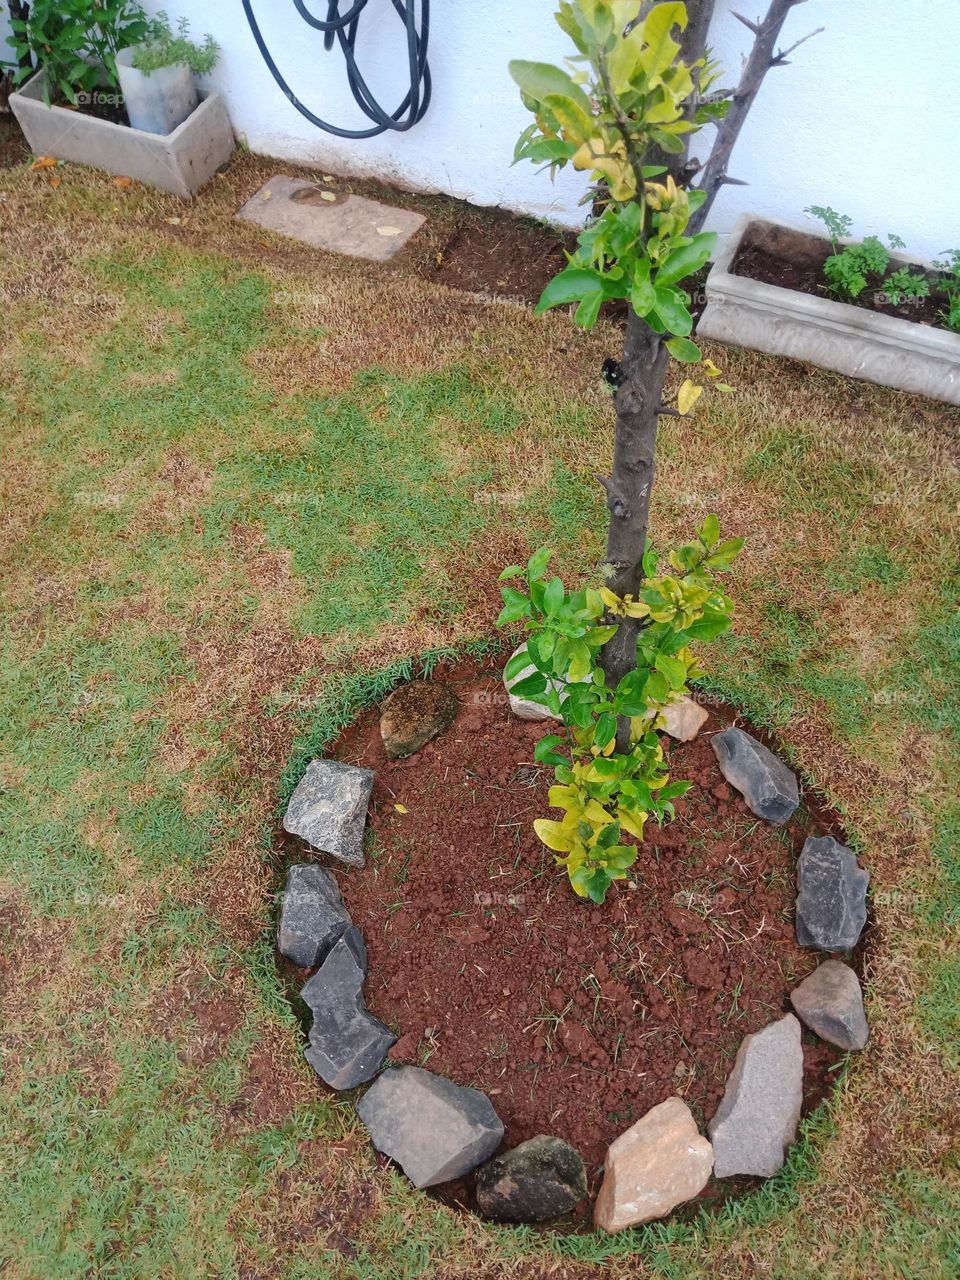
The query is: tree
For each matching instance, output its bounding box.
[498,0,819,904]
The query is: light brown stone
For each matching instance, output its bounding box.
[661,697,710,742]
[593,1097,713,1233]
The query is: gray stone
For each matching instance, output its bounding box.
[277,864,351,969]
[708,1013,803,1178]
[301,928,394,1090]
[476,1135,586,1223]
[790,960,869,1050]
[357,1065,504,1188]
[379,681,458,758]
[283,759,375,868]
[711,727,799,825]
[699,215,960,409]
[236,174,426,262]
[10,71,234,198]
[796,835,869,950]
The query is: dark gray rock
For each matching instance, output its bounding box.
[790,960,869,1050]
[708,1013,803,1178]
[283,759,375,868]
[277,863,350,968]
[796,835,869,950]
[379,680,458,758]
[476,1135,587,1222]
[711,727,799,825]
[301,928,394,1090]
[356,1065,504,1187]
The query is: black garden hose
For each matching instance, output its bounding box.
[242,0,431,139]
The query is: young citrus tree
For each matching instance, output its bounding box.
[498,0,818,904]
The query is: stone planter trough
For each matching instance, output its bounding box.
[9,69,234,198]
[697,214,960,406]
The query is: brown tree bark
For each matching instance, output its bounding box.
[598,0,820,748]
[7,2,33,73]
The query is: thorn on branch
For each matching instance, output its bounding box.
[770,26,824,65]
[719,175,750,187]
[657,405,683,417]
[732,11,761,35]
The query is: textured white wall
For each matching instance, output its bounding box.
[5,2,959,258]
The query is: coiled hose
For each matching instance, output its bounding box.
[242,0,431,139]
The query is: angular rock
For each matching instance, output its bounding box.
[277,863,350,968]
[795,835,869,951]
[379,680,458,758]
[708,1013,803,1178]
[790,959,869,1050]
[594,1097,713,1232]
[661,696,709,742]
[476,1135,587,1223]
[301,927,394,1090]
[711,727,799,825]
[283,758,374,868]
[356,1065,503,1187]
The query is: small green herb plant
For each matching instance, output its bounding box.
[133,11,219,76]
[804,205,930,305]
[9,0,149,104]
[497,519,742,905]
[934,249,960,333]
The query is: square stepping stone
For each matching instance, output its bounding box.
[236,174,425,262]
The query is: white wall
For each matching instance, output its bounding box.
[5,2,960,258]
[163,0,960,259]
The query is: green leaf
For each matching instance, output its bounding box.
[665,336,702,363]
[652,286,694,336]
[508,59,593,116]
[527,546,552,583]
[639,2,687,76]
[655,653,687,689]
[498,564,523,580]
[594,713,617,750]
[700,514,720,548]
[681,612,732,641]
[630,258,657,317]
[504,648,533,681]
[575,291,603,330]
[704,537,745,570]
[543,576,565,616]
[510,672,548,699]
[656,233,717,288]
[497,588,532,625]
[534,735,567,766]
[536,267,604,314]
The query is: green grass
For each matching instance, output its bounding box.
[0,157,957,1278]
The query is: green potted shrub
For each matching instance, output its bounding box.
[116,11,220,135]
[7,0,234,196]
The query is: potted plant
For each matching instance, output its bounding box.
[698,212,960,405]
[116,11,219,136]
[7,0,234,197]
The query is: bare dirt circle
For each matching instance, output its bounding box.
[278,656,858,1224]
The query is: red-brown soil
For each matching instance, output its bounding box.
[280,657,858,1213]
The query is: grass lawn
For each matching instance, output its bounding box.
[1,154,958,1279]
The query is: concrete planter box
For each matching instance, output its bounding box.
[698,215,960,406]
[9,69,234,198]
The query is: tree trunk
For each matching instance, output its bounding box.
[7,1,33,73]
[600,311,669,749]
[597,0,817,750]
